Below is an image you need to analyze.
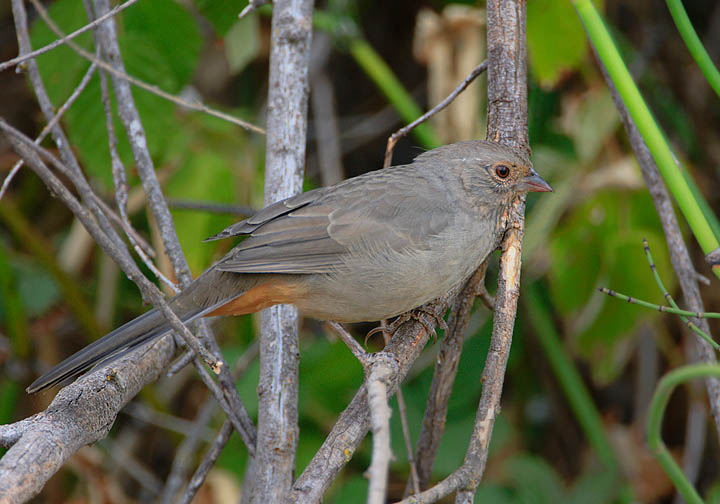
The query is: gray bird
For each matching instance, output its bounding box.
[27,140,551,393]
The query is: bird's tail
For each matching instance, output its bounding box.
[26,273,241,393]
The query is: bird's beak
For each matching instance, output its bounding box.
[519,169,552,193]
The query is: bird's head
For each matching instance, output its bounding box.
[416,140,552,202]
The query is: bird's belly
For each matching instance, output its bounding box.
[295,237,487,322]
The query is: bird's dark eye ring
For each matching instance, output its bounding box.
[495,164,510,179]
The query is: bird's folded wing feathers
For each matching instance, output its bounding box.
[211,169,455,275]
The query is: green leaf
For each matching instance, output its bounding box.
[30,0,92,104]
[166,151,236,274]
[550,190,675,384]
[13,257,61,319]
[225,16,260,74]
[527,0,588,89]
[123,0,202,91]
[194,0,248,36]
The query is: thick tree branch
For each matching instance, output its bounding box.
[452,3,529,502]
[245,0,313,502]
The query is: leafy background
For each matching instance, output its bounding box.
[0,0,719,502]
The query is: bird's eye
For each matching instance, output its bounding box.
[495,164,510,179]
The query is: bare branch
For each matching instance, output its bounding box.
[0,61,97,201]
[383,60,488,168]
[0,328,176,502]
[25,0,264,135]
[247,0,313,501]
[366,354,396,504]
[238,0,271,20]
[0,0,138,72]
[177,420,234,504]
[327,321,370,366]
[451,3,530,501]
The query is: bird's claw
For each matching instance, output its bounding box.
[365,307,448,345]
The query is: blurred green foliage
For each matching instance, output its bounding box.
[0,0,717,501]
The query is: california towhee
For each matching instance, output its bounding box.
[27,140,551,393]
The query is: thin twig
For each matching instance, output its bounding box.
[238,0,270,20]
[26,0,264,135]
[101,438,164,496]
[167,199,256,217]
[122,402,214,440]
[0,0,139,72]
[177,420,233,504]
[383,60,488,168]
[160,399,216,504]
[0,119,257,453]
[95,56,178,292]
[598,288,720,323]
[327,321,370,366]
[397,387,420,495]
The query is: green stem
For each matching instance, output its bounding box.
[597,287,720,349]
[665,0,720,99]
[647,364,720,504]
[643,239,717,348]
[525,285,622,473]
[573,0,720,279]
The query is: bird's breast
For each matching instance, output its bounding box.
[295,215,497,322]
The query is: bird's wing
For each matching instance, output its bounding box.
[210,168,455,274]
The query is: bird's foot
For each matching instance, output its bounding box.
[365,313,411,345]
[410,306,449,343]
[365,306,449,345]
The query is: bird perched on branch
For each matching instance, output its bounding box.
[27,140,551,393]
